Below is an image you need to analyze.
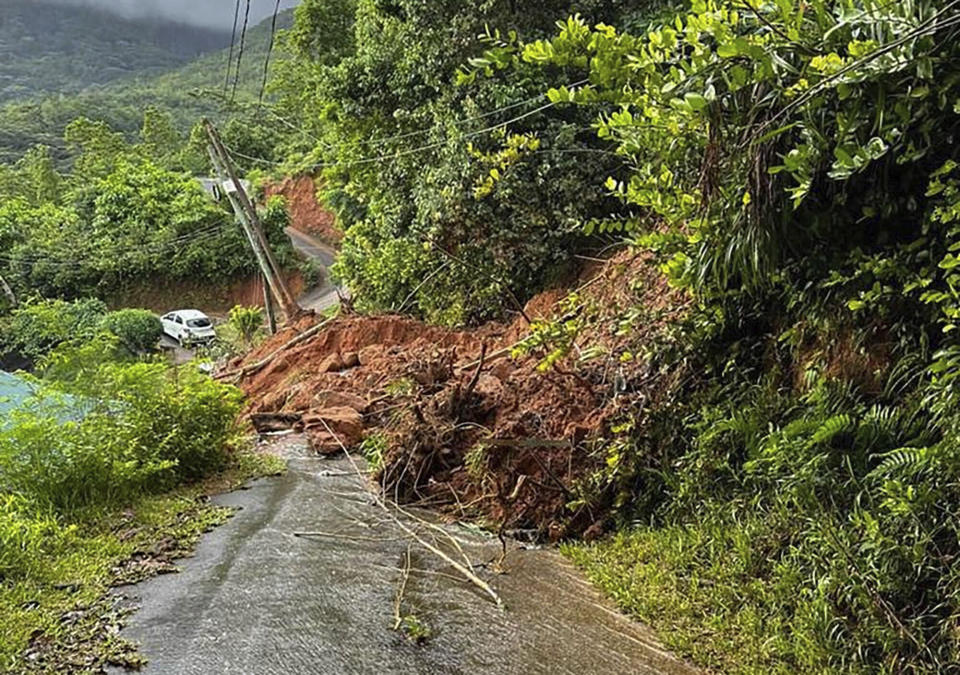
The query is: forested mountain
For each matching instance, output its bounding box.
[0,6,292,166]
[0,0,230,103]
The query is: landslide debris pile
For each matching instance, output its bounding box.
[224,252,687,538]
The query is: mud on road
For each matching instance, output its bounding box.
[225,250,689,540]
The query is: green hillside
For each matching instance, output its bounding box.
[0,0,230,103]
[0,7,293,166]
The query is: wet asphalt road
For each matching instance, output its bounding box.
[286,228,345,313]
[112,436,695,675]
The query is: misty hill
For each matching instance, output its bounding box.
[0,0,231,103]
[0,8,293,166]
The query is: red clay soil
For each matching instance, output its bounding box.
[265,175,342,246]
[224,250,689,540]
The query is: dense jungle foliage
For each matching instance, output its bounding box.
[271,0,960,671]
[0,0,229,104]
[0,108,296,305]
[0,9,293,167]
[499,1,960,672]
[269,0,677,324]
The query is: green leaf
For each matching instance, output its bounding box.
[717,42,738,58]
[684,92,709,112]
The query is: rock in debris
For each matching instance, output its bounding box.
[302,407,365,453]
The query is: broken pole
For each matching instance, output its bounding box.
[263,272,277,334]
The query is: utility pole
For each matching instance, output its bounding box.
[204,119,301,320]
[0,274,16,308]
[262,272,277,334]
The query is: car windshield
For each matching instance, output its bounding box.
[187,318,212,328]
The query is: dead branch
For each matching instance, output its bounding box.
[294,532,401,543]
[393,545,412,631]
[218,316,337,381]
[317,417,503,607]
[464,343,486,401]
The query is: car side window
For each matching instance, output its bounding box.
[175,316,183,324]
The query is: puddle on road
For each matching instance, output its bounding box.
[112,435,695,675]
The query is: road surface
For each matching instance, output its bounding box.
[286,227,346,313]
[112,435,695,675]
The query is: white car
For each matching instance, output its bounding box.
[161,310,216,346]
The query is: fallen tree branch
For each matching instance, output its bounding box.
[294,531,400,543]
[317,417,503,607]
[393,545,412,631]
[218,316,336,381]
[483,438,574,449]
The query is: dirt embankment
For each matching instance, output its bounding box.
[106,271,305,316]
[224,251,688,540]
[265,176,342,247]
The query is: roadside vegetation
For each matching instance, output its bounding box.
[269,0,665,325]
[0,334,283,671]
[0,110,298,304]
[497,2,960,671]
[262,0,960,671]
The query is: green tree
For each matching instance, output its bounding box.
[273,0,637,323]
[14,145,62,206]
[64,117,127,182]
[139,106,183,169]
[100,309,163,354]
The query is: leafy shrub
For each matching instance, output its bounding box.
[512,1,960,671]
[100,308,162,354]
[0,340,245,513]
[0,495,69,582]
[274,0,636,324]
[0,297,106,363]
[228,305,264,347]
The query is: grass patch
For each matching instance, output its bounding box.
[0,449,285,672]
[563,523,804,675]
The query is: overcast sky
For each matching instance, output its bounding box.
[44,0,301,31]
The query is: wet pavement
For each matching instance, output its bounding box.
[287,227,345,313]
[113,436,695,675]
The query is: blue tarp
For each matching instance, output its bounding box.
[0,371,85,426]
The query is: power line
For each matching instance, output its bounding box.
[225,82,598,170]
[232,0,253,103]
[223,0,242,98]
[0,224,239,269]
[323,78,589,154]
[258,0,283,110]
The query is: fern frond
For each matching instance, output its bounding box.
[868,446,935,479]
[811,414,854,445]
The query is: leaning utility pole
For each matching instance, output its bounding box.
[0,274,16,308]
[204,119,301,320]
[262,273,277,335]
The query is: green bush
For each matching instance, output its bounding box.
[228,305,264,347]
[0,340,245,513]
[100,308,162,354]
[514,1,960,671]
[0,495,68,582]
[0,297,106,363]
